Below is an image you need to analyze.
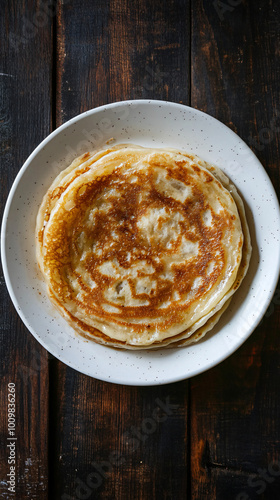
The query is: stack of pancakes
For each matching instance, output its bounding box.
[36,144,251,349]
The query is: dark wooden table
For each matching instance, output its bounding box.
[1,1,280,499]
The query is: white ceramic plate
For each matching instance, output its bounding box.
[1,100,280,385]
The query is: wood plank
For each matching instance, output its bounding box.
[52,0,191,498]
[0,0,53,498]
[56,0,191,126]
[190,1,280,498]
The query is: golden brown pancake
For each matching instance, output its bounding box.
[36,144,251,348]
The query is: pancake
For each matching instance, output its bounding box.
[36,144,251,348]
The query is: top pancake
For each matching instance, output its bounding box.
[36,144,251,348]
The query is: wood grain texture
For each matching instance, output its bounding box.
[54,377,189,500]
[51,1,191,499]
[56,0,190,125]
[190,1,280,498]
[0,0,52,498]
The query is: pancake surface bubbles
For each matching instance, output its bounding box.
[36,144,251,348]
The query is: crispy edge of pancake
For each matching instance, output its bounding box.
[48,286,232,350]
[171,163,252,347]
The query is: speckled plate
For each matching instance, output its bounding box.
[1,100,280,385]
